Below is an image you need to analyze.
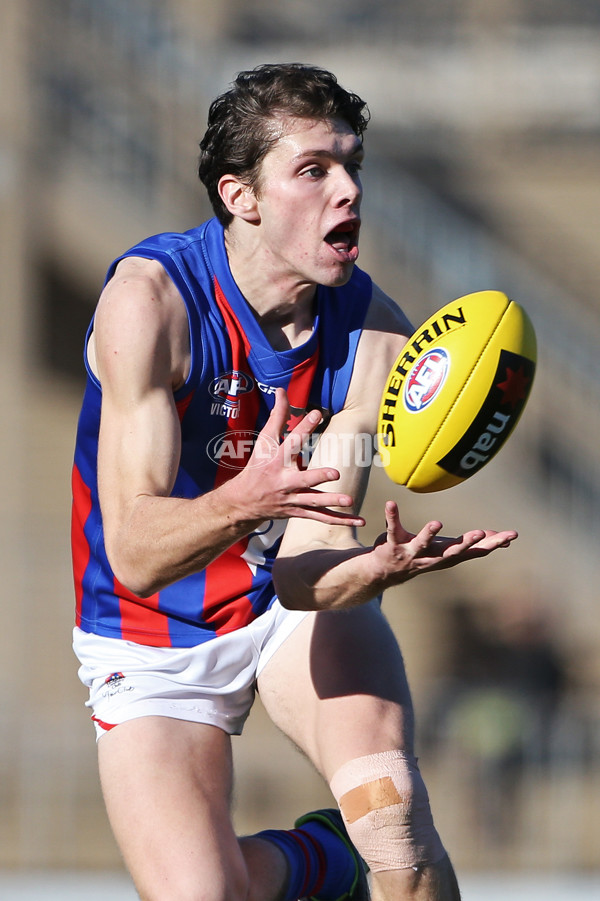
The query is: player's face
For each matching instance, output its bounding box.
[253,116,364,288]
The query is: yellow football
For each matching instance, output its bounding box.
[377,290,537,492]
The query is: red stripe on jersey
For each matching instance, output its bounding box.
[207,276,321,634]
[176,390,195,422]
[204,277,260,628]
[71,464,93,628]
[202,539,256,635]
[212,277,260,487]
[286,347,320,420]
[213,276,252,358]
[115,579,172,647]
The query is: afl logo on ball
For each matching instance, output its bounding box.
[404,348,450,413]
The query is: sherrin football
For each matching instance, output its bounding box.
[377,290,536,492]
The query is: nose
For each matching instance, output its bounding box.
[332,165,362,208]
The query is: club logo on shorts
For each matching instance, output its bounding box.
[102,671,134,698]
[403,348,449,413]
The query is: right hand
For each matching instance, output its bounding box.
[231,389,366,527]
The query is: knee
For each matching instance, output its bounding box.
[330,750,447,873]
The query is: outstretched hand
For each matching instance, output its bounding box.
[233,388,366,527]
[371,500,518,585]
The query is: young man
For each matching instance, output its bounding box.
[72,63,517,901]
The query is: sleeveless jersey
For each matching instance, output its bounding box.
[72,217,372,647]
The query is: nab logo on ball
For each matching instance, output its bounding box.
[438,350,534,478]
[404,349,449,413]
[377,290,537,492]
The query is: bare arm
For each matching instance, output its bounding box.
[272,285,518,611]
[93,258,364,597]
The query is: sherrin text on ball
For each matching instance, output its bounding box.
[377,290,537,492]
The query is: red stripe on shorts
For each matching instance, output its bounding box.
[91,715,117,732]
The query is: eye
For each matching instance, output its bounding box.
[301,165,325,179]
[347,160,363,177]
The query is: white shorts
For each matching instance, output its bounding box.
[73,601,309,740]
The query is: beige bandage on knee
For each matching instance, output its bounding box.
[330,750,446,872]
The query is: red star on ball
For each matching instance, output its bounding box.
[496,365,531,408]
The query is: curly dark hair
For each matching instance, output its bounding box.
[198,63,370,225]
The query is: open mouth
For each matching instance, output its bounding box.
[324,220,360,259]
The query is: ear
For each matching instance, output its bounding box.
[218,174,260,223]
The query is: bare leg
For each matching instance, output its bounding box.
[98,716,288,901]
[372,856,461,901]
[258,602,461,900]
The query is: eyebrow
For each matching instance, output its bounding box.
[293,142,364,162]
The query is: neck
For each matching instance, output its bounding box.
[224,226,317,350]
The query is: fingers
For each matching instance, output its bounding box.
[372,505,518,583]
[382,501,409,546]
[293,465,340,489]
[286,506,366,526]
[437,529,486,558]
[261,390,327,469]
[262,387,290,441]
[275,484,364,525]
[246,393,366,525]
[412,518,444,551]
[282,477,365,526]
[264,389,324,442]
[383,502,442,550]
[290,487,354,509]
[281,410,323,467]
[440,528,518,559]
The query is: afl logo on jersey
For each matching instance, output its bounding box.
[404,348,449,413]
[209,370,255,417]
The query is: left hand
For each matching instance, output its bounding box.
[371,500,518,585]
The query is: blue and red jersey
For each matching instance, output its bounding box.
[72,217,372,647]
